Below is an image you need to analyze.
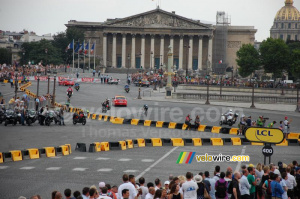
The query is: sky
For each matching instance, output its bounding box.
[1,0,299,42]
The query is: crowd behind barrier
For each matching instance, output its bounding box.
[19,161,300,199]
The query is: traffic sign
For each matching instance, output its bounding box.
[262,145,273,157]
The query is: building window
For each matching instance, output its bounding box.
[296,35,298,41]
[280,35,284,40]
[287,35,291,40]
[288,23,291,29]
[282,23,284,29]
[296,23,298,29]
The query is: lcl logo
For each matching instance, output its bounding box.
[257,130,273,136]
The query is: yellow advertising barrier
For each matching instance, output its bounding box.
[251,142,264,145]
[65,144,72,154]
[229,128,239,135]
[3,80,8,83]
[168,122,176,129]
[245,127,284,144]
[137,139,145,147]
[104,115,108,121]
[92,114,97,120]
[198,125,206,132]
[126,140,134,149]
[69,107,73,113]
[287,133,300,139]
[151,138,162,147]
[10,150,23,161]
[44,147,56,157]
[60,145,70,156]
[94,142,101,152]
[156,121,164,128]
[182,123,188,130]
[131,119,139,125]
[276,139,288,146]
[192,138,202,146]
[231,138,242,145]
[144,120,151,126]
[119,141,127,150]
[0,152,3,163]
[171,138,184,146]
[211,126,222,133]
[27,148,40,159]
[110,116,115,122]
[101,142,110,151]
[112,117,124,124]
[98,115,103,120]
[211,138,223,146]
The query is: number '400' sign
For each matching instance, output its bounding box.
[262,145,273,157]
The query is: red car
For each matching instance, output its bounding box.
[59,79,75,86]
[112,96,127,107]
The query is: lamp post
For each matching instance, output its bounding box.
[51,71,57,108]
[127,54,130,79]
[160,63,163,88]
[45,48,48,75]
[220,75,223,97]
[47,70,51,95]
[14,68,18,99]
[296,83,299,112]
[231,66,234,84]
[36,71,41,99]
[250,79,256,108]
[138,87,142,99]
[150,51,153,71]
[205,76,210,105]
[184,45,190,82]
[281,76,285,95]
[22,51,25,66]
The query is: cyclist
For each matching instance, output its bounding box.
[143,104,148,115]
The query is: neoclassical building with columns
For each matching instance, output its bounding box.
[66,8,256,73]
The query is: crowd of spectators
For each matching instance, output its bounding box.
[19,161,299,199]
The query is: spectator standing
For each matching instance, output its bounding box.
[182,172,198,199]
[286,167,297,199]
[117,174,138,199]
[155,178,162,191]
[59,107,65,125]
[194,174,208,199]
[240,169,250,199]
[168,184,183,199]
[100,187,114,199]
[139,177,148,199]
[225,171,232,199]
[145,187,155,199]
[64,189,74,199]
[280,173,288,199]
[255,163,264,180]
[206,171,216,199]
[215,172,228,199]
[122,189,130,199]
[230,172,241,199]
[271,174,284,199]
[82,187,90,199]
[248,167,259,199]
[164,181,170,194]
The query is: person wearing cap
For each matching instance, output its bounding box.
[99,182,106,194]
[164,181,170,194]
[194,174,207,199]
[283,117,290,139]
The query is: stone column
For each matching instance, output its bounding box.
[208,35,213,68]
[102,33,107,67]
[150,34,155,69]
[112,33,117,68]
[141,34,145,69]
[160,34,164,66]
[188,35,193,70]
[131,34,136,68]
[170,35,174,68]
[198,35,203,70]
[122,33,126,68]
[179,35,183,69]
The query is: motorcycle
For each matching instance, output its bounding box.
[4,109,17,126]
[0,108,5,124]
[73,112,86,125]
[15,110,22,124]
[53,110,61,125]
[125,87,130,93]
[67,91,73,98]
[44,110,55,126]
[102,103,109,113]
[25,109,38,126]
[75,85,80,91]
[220,113,239,126]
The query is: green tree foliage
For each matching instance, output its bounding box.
[0,48,12,64]
[290,49,300,80]
[236,44,261,77]
[259,38,290,78]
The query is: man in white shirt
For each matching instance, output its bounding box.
[213,165,221,181]
[145,187,155,199]
[138,177,148,199]
[154,178,161,191]
[182,172,198,199]
[117,174,138,199]
[286,167,297,199]
[99,187,114,199]
[240,169,251,199]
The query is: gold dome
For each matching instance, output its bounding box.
[275,0,300,21]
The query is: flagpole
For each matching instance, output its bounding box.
[77,40,79,71]
[83,39,85,73]
[94,41,96,70]
[72,39,74,72]
[88,39,91,72]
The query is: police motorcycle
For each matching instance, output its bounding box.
[0,107,6,124]
[15,109,22,124]
[44,110,55,126]
[67,91,73,98]
[75,83,80,91]
[102,99,110,113]
[124,85,130,93]
[73,111,86,125]
[220,110,239,126]
[53,109,61,125]
[25,109,38,126]
[4,109,17,126]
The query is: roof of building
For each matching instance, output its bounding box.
[275,0,300,21]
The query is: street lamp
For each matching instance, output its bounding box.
[150,51,153,71]
[47,70,51,95]
[296,82,299,112]
[205,75,210,105]
[184,45,190,82]
[127,54,130,79]
[231,66,234,84]
[220,75,223,97]
[45,48,48,75]
[281,76,285,95]
[51,71,57,108]
[250,78,256,108]
[14,68,18,100]
[22,50,25,66]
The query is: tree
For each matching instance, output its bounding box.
[290,49,300,80]
[236,44,261,77]
[0,48,12,65]
[66,27,84,42]
[259,38,290,78]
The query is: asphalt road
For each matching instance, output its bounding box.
[0,73,299,199]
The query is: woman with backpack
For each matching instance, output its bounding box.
[215,172,228,199]
[257,166,270,199]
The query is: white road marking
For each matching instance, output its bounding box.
[96,157,110,160]
[20,167,35,170]
[141,159,155,162]
[124,170,139,173]
[118,158,131,162]
[0,166,9,169]
[136,147,178,179]
[73,157,87,160]
[46,167,61,171]
[97,168,113,172]
[235,146,247,172]
[73,168,88,171]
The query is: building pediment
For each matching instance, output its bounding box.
[106,8,211,29]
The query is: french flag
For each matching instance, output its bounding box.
[90,43,95,54]
[84,42,89,54]
[65,40,74,52]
